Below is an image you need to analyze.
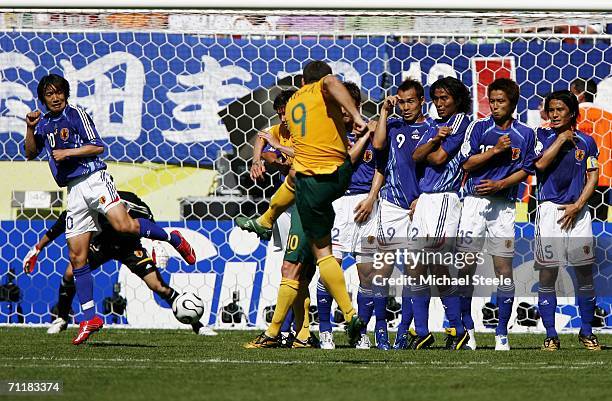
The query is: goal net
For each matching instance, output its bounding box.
[0,8,610,333]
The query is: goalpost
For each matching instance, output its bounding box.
[0,6,610,333]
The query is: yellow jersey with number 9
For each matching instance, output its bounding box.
[285,76,348,175]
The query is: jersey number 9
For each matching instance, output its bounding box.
[291,103,306,137]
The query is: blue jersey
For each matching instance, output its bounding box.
[535,128,599,204]
[346,132,380,195]
[416,113,471,194]
[379,117,433,209]
[461,116,536,201]
[34,104,106,187]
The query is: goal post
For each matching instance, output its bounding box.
[0,8,610,332]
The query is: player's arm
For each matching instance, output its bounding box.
[23,211,67,273]
[412,126,451,165]
[24,110,42,160]
[354,169,384,224]
[261,150,291,176]
[53,108,105,162]
[475,169,529,196]
[463,135,512,172]
[348,128,375,165]
[258,131,294,158]
[372,96,396,150]
[52,145,104,162]
[535,130,574,172]
[250,133,267,181]
[321,75,367,134]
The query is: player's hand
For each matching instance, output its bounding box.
[23,245,40,274]
[434,126,451,142]
[558,130,576,146]
[353,196,375,223]
[52,149,70,162]
[475,179,504,196]
[382,95,398,114]
[557,203,580,231]
[249,160,266,181]
[493,134,512,154]
[258,131,280,150]
[409,197,418,219]
[25,110,41,129]
[352,116,368,137]
[151,241,169,269]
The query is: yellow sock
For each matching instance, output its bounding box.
[317,255,355,322]
[293,281,311,342]
[265,278,299,338]
[257,178,295,229]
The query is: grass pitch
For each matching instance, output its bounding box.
[0,327,610,401]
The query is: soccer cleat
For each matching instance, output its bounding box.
[466,328,477,350]
[444,328,470,350]
[319,331,336,350]
[393,328,417,350]
[280,332,295,348]
[170,230,196,265]
[197,326,218,336]
[495,335,510,351]
[409,332,435,350]
[292,334,320,349]
[47,317,68,334]
[235,217,272,241]
[542,336,561,351]
[356,334,372,349]
[578,333,602,351]
[345,315,365,347]
[244,332,281,349]
[72,316,103,345]
[375,328,391,350]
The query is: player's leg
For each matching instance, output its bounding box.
[574,264,600,350]
[538,266,560,350]
[291,265,318,348]
[492,256,514,351]
[355,259,375,349]
[47,262,74,334]
[372,260,394,350]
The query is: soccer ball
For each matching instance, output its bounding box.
[172,292,205,324]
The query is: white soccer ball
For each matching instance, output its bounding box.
[172,292,205,325]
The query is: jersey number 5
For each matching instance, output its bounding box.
[291,103,306,137]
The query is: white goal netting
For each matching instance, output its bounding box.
[0,8,610,333]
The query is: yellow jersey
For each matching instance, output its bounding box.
[285,77,348,175]
[267,123,293,164]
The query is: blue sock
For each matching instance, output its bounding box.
[577,285,596,336]
[396,286,413,336]
[459,284,474,330]
[538,286,558,338]
[441,286,464,335]
[357,286,374,335]
[137,218,174,244]
[73,264,95,321]
[496,283,515,336]
[373,284,388,333]
[281,309,294,333]
[412,284,430,337]
[317,280,333,333]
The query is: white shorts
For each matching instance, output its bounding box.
[535,201,595,268]
[331,193,378,259]
[376,199,412,251]
[272,208,293,251]
[65,170,121,239]
[456,196,516,257]
[408,192,461,253]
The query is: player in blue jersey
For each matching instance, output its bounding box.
[24,74,196,345]
[372,78,433,350]
[410,76,472,350]
[317,82,382,349]
[533,90,600,351]
[457,78,537,350]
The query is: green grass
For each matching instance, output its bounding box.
[0,327,610,401]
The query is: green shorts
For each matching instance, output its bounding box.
[294,158,353,241]
[283,207,315,268]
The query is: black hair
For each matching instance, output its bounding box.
[488,78,520,111]
[397,78,424,99]
[430,76,471,114]
[273,89,296,110]
[545,90,580,128]
[303,60,333,84]
[571,77,597,103]
[343,81,361,105]
[37,74,70,106]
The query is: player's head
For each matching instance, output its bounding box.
[396,78,425,123]
[341,81,361,127]
[545,90,580,131]
[430,76,471,119]
[302,60,332,85]
[37,74,70,114]
[273,89,296,128]
[487,78,519,124]
[570,77,597,103]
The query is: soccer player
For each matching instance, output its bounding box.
[457,78,537,351]
[318,81,382,350]
[24,74,196,344]
[534,90,601,351]
[410,76,472,350]
[286,60,367,346]
[372,78,432,350]
[23,191,217,336]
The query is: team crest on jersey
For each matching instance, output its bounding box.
[575,149,585,161]
[505,239,513,249]
[511,148,521,161]
[60,127,69,141]
[363,149,373,163]
[99,196,106,205]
